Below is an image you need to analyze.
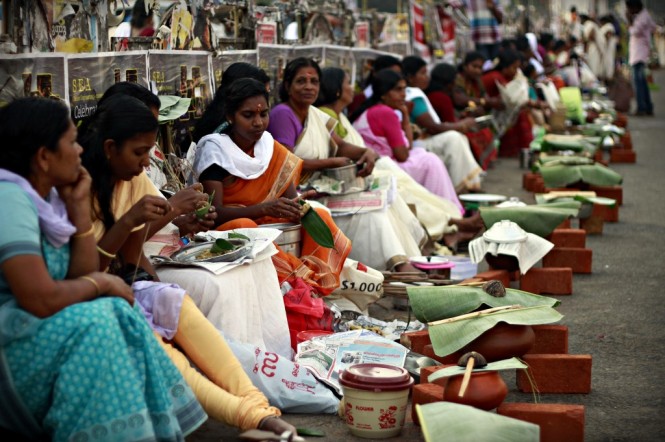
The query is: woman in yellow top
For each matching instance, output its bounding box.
[79,93,296,437]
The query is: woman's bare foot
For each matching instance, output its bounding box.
[451,212,485,233]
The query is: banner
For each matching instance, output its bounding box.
[67,52,149,123]
[0,54,68,107]
[354,21,370,48]
[212,50,259,91]
[409,0,430,60]
[257,44,293,103]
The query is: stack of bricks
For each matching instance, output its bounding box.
[610,130,637,163]
[407,324,589,442]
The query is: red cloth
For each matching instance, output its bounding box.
[427,90,497,169]
[284,278,334,350]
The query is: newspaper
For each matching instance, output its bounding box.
[295,329,409,396]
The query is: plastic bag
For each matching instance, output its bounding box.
[226,336,340,414]
[328,258,383,312]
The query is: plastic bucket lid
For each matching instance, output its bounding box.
[339,363,414,392]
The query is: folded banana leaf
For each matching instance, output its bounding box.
[428,357,527,383]
[480,204,580,237]
[540,134,596,153]
[407,286,560,323]
[580,123,625,136]
[417,402,540,442]
[299,201,334,248]
[428,305,563,357]
[538,163,623,188]
[537,155,594,166]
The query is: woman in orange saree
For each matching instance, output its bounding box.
[193,78,351,304]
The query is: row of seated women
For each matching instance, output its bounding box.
[0,56,488,440]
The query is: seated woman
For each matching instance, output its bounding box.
[79,94,296,436]
[452,51,504,113]
[90,79,291,358]
[350,69,482,246]
[0,97,206,441]
[316,67,425,271]
[428,61,497,170]
[193,79,352,342]
[482,49,534,158]
[267,57,379,180]
[401,55,483,192]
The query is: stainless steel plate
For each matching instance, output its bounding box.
[169,238,251,263]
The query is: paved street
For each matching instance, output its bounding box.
[189,71,665,442]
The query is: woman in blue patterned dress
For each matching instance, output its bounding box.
[0,97,207,441]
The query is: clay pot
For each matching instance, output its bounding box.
[461,322,535,362]
[484,254,520,273]
[443,371,508,411]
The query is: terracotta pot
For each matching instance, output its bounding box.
[484,254,520,272]
[443,371,508,411]
[461,323,535,362]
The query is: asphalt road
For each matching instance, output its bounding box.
[188,72,665,442]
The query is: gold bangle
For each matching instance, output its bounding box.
[96,246,116,259]
[79,275,100,296]
[72,225,94,239]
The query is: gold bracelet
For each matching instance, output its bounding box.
[96,246,116,259]
[72,225,94,239]
[79,276,100,296]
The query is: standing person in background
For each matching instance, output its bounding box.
[600,15,618,82]
[464,0,504,62]
[114,0,155,38]
[626,0,656,116]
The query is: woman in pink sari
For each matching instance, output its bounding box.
[350,69,462,211]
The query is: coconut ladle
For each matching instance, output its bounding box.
[457,352,488,397]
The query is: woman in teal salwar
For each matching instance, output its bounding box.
[0,97,206,441]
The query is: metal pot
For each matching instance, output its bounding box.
[323,164,365,193]
[262,222,301,257]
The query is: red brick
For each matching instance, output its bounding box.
[589,185,623,205]
[579,215,604,235]
[592,203,619,222]
[520,267,573,295]
[532,176,546,193]
[401,330,431,354]
[547,229,586,248]
[473,269,510,287]
[554,219,571,230]
[529,325,569,354]
[542,247,592,274]
[620,132,632,149]
[422,344,463,366]
[610,148,636,163]
[516,354,592,393]
[411,383,444,425]
[498,403,585,442]
[523,172,538,191]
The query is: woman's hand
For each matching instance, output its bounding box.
[94,272,135,305]
[458,117,478,133]
[174,206,218,236]
[261,197,302,221]
[123,195,173,229]
[58,166,93,227]
[259,416,297,441]
[327,156,354,169]
[168,183,207,216]
[356,148,379,177]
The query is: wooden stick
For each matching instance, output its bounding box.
[458,357,475,397]
[428,305,521,326]
[455,281,486,287]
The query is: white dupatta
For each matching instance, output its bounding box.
[193,132,274,181]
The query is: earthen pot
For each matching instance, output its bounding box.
[443,371,508,411]
[461,322,535,362]
[484,253,520,273]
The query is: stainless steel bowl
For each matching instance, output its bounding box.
[169,238,251,263]
[323,164,366,193]
[262,223,302,257]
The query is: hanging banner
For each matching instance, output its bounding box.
[409,0,430,60]
[213,50,259,90]
[437,4,457,62]
[257,44,293,103]
[354,21,370,48]
[0,53,68,107]
[67,51,149,123]
[256,21,278,45]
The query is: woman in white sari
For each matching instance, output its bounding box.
[581,14,605,79]
[600,15,618,81]
[267,58,423,271]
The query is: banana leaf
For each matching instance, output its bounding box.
[538,164,623,188]
[299,202,334,249]
[480,204,580,237]
[417,402,540,442]
[428,357,527,384]
[428,305,563,357]
[158,95,192,123]
[537,155,594,166]
[540,134,596,153]
[407,286,560,323]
